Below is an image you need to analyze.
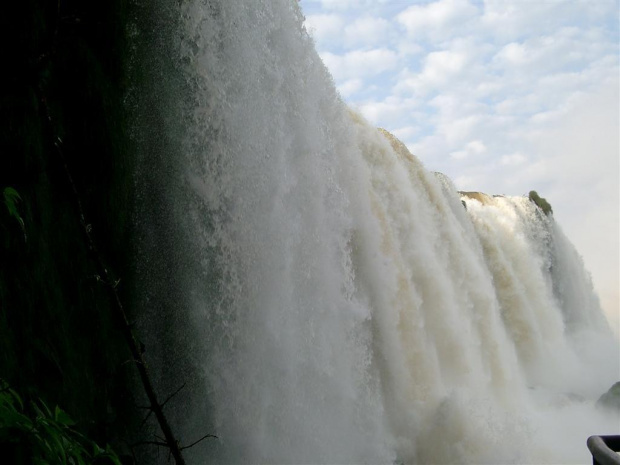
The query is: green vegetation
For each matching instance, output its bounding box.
[0,379,121,464]
[528,190,553,216]
[2,187,26,241]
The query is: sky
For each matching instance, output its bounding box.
[298,0,619,333]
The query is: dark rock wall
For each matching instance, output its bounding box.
[0,0,138,453]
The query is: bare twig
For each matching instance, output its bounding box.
[180,433,219,451]
[131,440,169,449]
[140,382,187,427]
[161,383,187,409]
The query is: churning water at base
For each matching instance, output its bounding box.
[133,1,619,463]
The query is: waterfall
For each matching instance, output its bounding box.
[133,1,619,463]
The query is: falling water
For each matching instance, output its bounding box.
[133,1,619,463]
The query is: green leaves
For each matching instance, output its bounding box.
[2,187,27,241]
[54,405,76,427]
[0,384,31,438]
[528,190,553,216]
[0,379,121,465]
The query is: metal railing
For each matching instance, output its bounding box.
[587,435,620,465]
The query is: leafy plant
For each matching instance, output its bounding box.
[2,187,27,241]
[0,379,121,465]
[528,190,553,216]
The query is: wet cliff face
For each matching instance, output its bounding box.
[0,0,137,453]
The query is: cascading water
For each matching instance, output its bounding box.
[133,1,619,463]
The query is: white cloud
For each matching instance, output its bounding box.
[500,152,526,166]
[424,50,468,80]
[337,79,364,98]
[453,175,477,190]
[320,48,398,81]
[494,41,527,65]
[319,0,363,10]
[357,97,416,127]
[344,16,392,49]
[304,14,344,48]
[429,93,487,119]
[397,0,479,41]
[391,126,419,141]
[481,1,557,41]
[467,140,486,154]
[530,109,565,125]
[481,0,618,42]
[495,96,538,116]
[440,114,481,145]
[312,0,392,11]
[395,50,469,95]
[396,40,425,57]
[491,28,611,78]
[450,140,487,160]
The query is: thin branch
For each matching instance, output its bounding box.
[180,433,218,451]
[121,358,144,367]
[131,440,169,449]
[139,382,187,428]
[140,409,154,428]
[161,383,187,409]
